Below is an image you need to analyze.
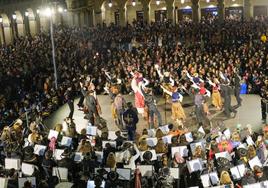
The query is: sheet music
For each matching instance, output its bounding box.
[186,159,203,173]
[53,167,68,181]
[87,126,97,136]
[215,151,232,161]
[5,158,21,170]
[162,135,172,144]
[34,145,47,156]
[148,129,156,137]
[61,136,72,147]
[185,132,193,142]
[74,152,84,162]
[87,180,105,188]
[54,149,64,160]
[249,156,262,170]
[137,165,154,177]
[223,129,231,140]
[209,171,219,185]
[108,131,117,140]
[243,183,262,188]
[159,125,170,134]
[146,137,158,147]
[21,163,35,176]
[18,177,36,188]
[48,129,59,140]
[171,146,188,157]
[230,166,241,180]
[116,168,131,180]
[246,136,255,146]
[169,168,180,179]
[0,178,7,188]
[200,174,210,187]
[198,126,205,134]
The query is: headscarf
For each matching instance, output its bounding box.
[174,152,185,164]
[49,137,57,151]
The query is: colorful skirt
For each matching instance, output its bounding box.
[212,91,222,109]
[171,102,186,120]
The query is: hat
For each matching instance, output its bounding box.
[108,171,119,181]
[23,146,37,162]
[237,148,248,158]
[61,148,72,157]
[199,87,206,95]
[143,151,152,161]
[193,73,198,77]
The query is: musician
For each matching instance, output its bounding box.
[123,102,139,141]
[161,85,186,123]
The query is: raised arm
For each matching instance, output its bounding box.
[155,65,164,79]
[160,85,172,96]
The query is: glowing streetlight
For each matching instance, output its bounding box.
[0,16,3,23]
[43,7,52,17]
[108,0,113,8]
[12,14,17,20]
[181,0,185,4]
[156,0,160,5]
[64,9,67,12]
[25,11,29,17]
[58,7,63,13]
[37,9,40,14]
[132,0,136,6]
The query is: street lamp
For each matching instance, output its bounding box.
[25,11,29,17]
[181,0,185,4]
[12,14,17,20]
[42,6,58,89]
[108,0,112,7]
[0,16,2,23]
[37,9,40,14]
[132,0,136,6]
[58,7,63,13]
[206,0,210,2]
[156,0,160,5]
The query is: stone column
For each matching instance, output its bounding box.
[0,24,5,45]
[3,23,13,44]
[94,8,102,25]
[166,0,175,23]
[29,18,37,36]
[16,19,25,37]
[141,0,150,24]
[217,0,224,23]
[191,0,200,23]
[243,0,251,21]
[118,6,126,26]
[88,8,94,27]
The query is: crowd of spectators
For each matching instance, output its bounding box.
[0,16,267,187]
